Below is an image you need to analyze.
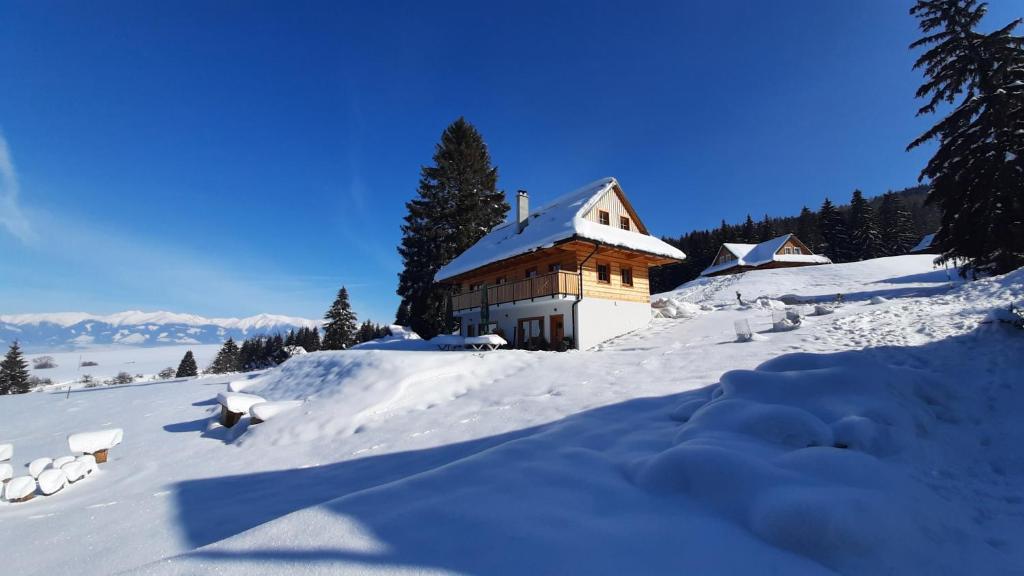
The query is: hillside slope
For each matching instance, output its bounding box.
[1,256,1021,575]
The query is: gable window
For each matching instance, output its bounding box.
[621,267,634,287]
[597,262,611,283]
[784,247,793,255]
[620,216,630,231]
[793,247,802,254]
[525,267,538,278]
[598,210,610,226]
[495,276,507,284]
[548,263,561,273]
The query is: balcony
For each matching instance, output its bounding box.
[451,270,581,312]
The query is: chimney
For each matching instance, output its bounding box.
[516,189,529,232]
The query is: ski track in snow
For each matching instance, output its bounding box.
[1,255,1023,575]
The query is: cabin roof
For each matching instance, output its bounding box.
[911,232,937,253]
[435,177,686,282]
[700,233,831,276]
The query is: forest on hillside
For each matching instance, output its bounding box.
[649,185,941,293]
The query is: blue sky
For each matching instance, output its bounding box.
[1,1,1019,323]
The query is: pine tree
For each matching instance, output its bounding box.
[757,214,776,242]
[878,191,918,255]
[308,326,322,351]
[209,338,240,374]
[795,206,821,251]
[848,190,884,260]
[740,215,756,243]
[908,0,1024,275]
[396,118,509,339]
[0,341,30,394]
[818,198,851,262]
[395,299,411,326]
[175,350,198,378]
[322,286,358,350]
[284,330,296,347]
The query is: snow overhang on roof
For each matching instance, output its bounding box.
[435,177,686,282]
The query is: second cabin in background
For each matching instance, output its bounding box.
[434,177,685,350]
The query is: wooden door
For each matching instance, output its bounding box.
[550,314,564,343]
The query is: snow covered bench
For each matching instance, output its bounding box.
[249,400,303,425]
[216,392,266,427]
[432,334,465,351]
[68,428,123,464]
[464,334,507,351]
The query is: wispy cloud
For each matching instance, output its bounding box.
[0,132,35,243]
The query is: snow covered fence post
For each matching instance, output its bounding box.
[68,428,123,464]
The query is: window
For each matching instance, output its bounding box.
[620,216,630,231]
[495,276,507,284]
[793,247,802,254]
[621,267,634,287]
[525,267,538,278]
[598,210,610,226]
[784,247,792,255]
[548,263,561,273]
[469,282,482,292]
[467,324,476,337]
[597,262,611,283]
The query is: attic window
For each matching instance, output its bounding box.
[784,247,793,255]
[598,210,610,226]
[620,216,630,230]
[793,247,802,254]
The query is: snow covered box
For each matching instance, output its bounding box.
[68,428,123,464]
[216,392,266,427]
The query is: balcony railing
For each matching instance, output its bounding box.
[451,270,581,312]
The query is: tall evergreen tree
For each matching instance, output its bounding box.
[175,350,198,378]
[757,214,776,242]
[908,0,1024,275]
[739,215,756,243]
[0,341,30,394]
[209,338,240,374]
[396,118,509,338]
[395,299,411,327]
[308,326,322,351]
[818,198,851,262]
[322,286,358,350]
[795,206,821,251]
[848,190,885,260]
[878,191,918,255]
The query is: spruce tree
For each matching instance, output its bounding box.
[0,341,30,394]
[878,191,918,255]
[740,215,756,243]
[396,118,509,338]
[322,286,358,350]
[209,338,240,374]
[818,198,851,262]
[847,190,884,260]
[175,350,198,378]
[757,214,776,242]
[908,0,1024,275]
[308,326,322,351]
[395,299,411,327]
[795,206,821,251]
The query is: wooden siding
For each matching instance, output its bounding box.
[582,187,635,230]
[713,246,739,266]
[454,248,577,294]
[776,237,808,255]
[578,249,651,303]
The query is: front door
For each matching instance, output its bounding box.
[550,314,564,344]
[517,317,544,348]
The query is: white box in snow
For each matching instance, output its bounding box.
[62,461,88,483]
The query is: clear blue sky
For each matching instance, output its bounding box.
[1,1,1019,323]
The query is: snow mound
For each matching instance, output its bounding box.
[351,326,431,350]
[61,460,88,482]
[634,350,970,573]
[76,454,98,475]
[236,349,533,448]
[28,457,52,478]
[651,299,704,319]
[250,400,304,422]
[0,443,11,462]
[52,456,76,469]
[4,476,35,501]
[0,462,12,483]
[216,393,266,414]
[870,295,888,305]
[38,468,68,495]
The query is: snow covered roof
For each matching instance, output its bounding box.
[700,234,831,276]
[911,233,937,253]
[435,177,686,282]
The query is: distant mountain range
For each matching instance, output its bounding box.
[0,311,319,352]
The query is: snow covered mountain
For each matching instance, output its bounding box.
[0,310,318,352]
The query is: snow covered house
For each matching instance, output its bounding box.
[434,177,685,350]
[701,234,831,277]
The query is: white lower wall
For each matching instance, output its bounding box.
[575,299,652,350]
[455,299,576,347]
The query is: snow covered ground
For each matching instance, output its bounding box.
[1,255,1022,575]
[24,344,221,387]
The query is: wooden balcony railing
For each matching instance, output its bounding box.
[451,270,581,312]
